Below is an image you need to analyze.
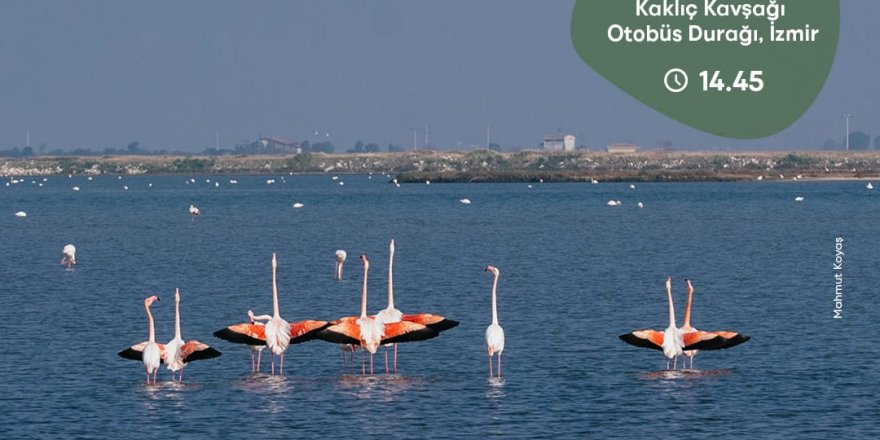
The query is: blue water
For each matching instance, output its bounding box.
[1,175,877,438]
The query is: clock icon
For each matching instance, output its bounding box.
[664,68,688,93]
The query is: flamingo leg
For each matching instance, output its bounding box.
[280,353,284,375]
[251,352,255,373]
[393,344,398,373]
[257,350,262,372]
[384,346,389,374]
[673,356,678,370]
[488,353,493,377]
[271,354,275,375]
[498,353,502,378]
[361,350,366,376]
[153,369,158,384]
[666,359,671,370]
[370,353,374,375]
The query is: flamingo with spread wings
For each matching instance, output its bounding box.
[162,288,221,382]
[213,254,328,374]
[619,277,750,369]
[318,255,440,375]
[118,295,164,384]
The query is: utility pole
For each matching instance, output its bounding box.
[842,113,853,151]
[486,125,491,149]
[413,129,417,151]
[26,129,30,148]
[215,129,220,150]
[425,125,429,149]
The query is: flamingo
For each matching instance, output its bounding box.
[118,295,164,384]
[162,288,221,382]
[318,255,439,375]
[619,277,751,369]
[485,265,505,378]
[246,310,267,372]
[335,250,347,280]
[213,253,329,374]
[377,239,459,373]
[189,205,200,217]
[375,240,403,373]
[60,244,76,269]
[680,279,699,369]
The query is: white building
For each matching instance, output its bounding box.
[544,134,576,152]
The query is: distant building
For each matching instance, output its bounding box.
[544,134,576,152]
[259,136,301,154]
[606,143,639,154]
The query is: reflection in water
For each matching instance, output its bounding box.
[231,374,291,414]
[486,377,506,400]
[640,368,734,381]
[336,374,419,402]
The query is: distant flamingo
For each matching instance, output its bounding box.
[60,244,76,269]
[377,239,459,373]
[484,265,505,378]
[213,254,328,374]
[318,255,439,375]
[620,277,750,369]
[189,204,200,217]
[118,295,164,384]
[162,288,221,382]
[335,250,347,280]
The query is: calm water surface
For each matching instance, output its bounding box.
[1,175,877,438]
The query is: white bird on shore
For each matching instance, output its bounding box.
[14,211,26,217]
[339,181,345,186]
[637,202,644,208]
[591,179,598,184]
[426,180,431,185]
[868,182,874,190]
[72,186,80,191]
[629,184,636,190]
[607,200,621,207]
[459,198,471,205]
[292,202,304,208]
[61,244,76,269]
[756,175,763,181]
[794,196,805,202]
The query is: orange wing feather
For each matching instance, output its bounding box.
[289,320,330,344]
[619,330,665,351]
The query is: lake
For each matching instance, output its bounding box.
[1,175,877,438]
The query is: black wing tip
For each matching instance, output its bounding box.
[186,346,223,362]
[213,328,264,346]
[685,334,751,351]
[428,318,459,332]
[383,327,440,345]
[316,329,360,345]
[290,322,332,345]
[619,332,663,351]
[118,348,141,361]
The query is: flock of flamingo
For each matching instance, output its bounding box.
[116,240,476,384]
[105,239,745,385]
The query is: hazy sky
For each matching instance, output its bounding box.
[1,1,878,152]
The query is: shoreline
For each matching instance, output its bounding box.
[3,150,880,182]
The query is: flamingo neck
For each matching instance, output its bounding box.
[683,285,693,328]
[174,295,182,339]
[272,262,280,318]
[387,248,395,309]
[666,283,676,328]
[491,272,499,325]
[146,303,155,343]
[360,263,369,318]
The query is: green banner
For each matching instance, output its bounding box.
[571,0,840,138]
